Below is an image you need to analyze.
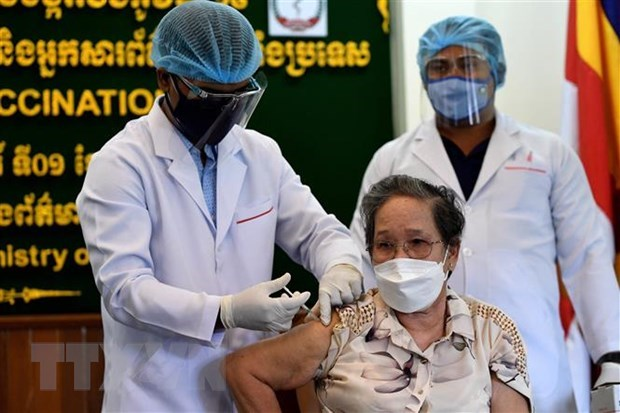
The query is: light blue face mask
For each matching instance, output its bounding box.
[427,76,492,124]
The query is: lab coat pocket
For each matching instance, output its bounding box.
[132,341,183,391]
[503,161,548,175]
[494,159,552,224]
[235,199,274,224]
[231,198,277,280]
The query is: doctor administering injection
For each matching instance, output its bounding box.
[76,1,363,412]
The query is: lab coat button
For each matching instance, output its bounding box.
[462,247,472,256]
[464,205,472,214]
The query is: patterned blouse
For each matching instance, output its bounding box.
[314,287,531,412]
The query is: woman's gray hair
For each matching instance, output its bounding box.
[360,175,465,249]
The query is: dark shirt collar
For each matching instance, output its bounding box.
[441,136,491,200]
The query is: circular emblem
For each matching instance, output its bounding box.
[272,0,324,32]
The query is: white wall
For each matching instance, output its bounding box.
[390,0,569,137]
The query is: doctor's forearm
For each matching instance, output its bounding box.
[103,276,222,342]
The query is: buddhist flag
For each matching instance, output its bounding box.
[561,0,619,258]
[560,1,619,410]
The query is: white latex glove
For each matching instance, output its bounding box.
[220,273,311,332]
[593,362,620,388]
[318,264,363,325]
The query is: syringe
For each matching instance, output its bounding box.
[282,286,318,320]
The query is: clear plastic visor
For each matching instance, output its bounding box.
[178,71,267,103]
[185,71,268,148]
[424,53,490,80]
[423,50,493,126]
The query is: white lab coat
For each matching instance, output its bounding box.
[77,99,361,412]
[350,113,620,413]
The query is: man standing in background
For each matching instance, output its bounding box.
[350,15,619,412]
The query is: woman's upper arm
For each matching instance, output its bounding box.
[225,316,335,391]
[485,306,532,412]
[490,375,531,413]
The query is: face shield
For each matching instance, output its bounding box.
[423,49,494,126]
[168,71,268,148]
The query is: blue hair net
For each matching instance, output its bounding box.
[417,16,506,88]
[151,0,262,84]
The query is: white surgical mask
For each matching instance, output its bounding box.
[373,248,449,313]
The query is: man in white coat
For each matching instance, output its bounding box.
[350,16,619,412]
[77,1,363,411]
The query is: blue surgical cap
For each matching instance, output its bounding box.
[151,0,262,84]
[417,16,506,88]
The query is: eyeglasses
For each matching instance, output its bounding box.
[425,54,489,79]
[175,74,263,101]
[368,239,444,262]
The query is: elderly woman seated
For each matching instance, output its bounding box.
[223,175,531,412]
